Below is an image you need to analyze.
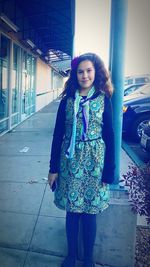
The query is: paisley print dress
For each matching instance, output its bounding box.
[54,93,110,214]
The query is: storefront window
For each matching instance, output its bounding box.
[11,44,20,126]
[0,35,10,133]
[31,56,36,112]
[0,35,36,134]
[21,51,36,119]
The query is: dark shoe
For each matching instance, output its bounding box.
[61,256,76,267]
[83,261,95,267]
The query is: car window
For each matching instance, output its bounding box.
[128,79,133,85]
[124,84,145,96]
[124,85,137,96]
[135,77,150,83]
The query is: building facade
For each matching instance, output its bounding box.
[0,31,64,135]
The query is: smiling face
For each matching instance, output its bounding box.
[77,60,95,93]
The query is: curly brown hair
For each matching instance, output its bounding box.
[61,52,114,98]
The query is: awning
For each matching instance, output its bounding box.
[0,0,75,75]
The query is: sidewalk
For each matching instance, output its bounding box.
[0,99,133,267]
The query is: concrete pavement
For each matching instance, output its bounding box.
[0,99,133,267]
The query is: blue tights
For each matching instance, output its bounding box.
[66,212,96,262]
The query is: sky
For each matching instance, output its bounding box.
[74,0,150,76]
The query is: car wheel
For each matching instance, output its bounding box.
[131,114,150,142]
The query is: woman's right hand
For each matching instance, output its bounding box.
[48,172,58,188]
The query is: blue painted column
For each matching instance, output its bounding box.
[109,0,128,185]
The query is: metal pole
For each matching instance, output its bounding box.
[109,0,128,185]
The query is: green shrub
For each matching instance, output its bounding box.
[122,161,150,224]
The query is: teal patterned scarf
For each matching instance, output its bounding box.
[66,86,95,158]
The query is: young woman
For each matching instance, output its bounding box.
[48,53,115,267]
